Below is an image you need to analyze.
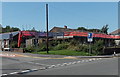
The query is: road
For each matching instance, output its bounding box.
[0,51,119,76]
[25,57,118,75]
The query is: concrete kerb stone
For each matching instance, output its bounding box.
[75,56,113,59]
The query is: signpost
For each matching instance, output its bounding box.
[88,33,93,55]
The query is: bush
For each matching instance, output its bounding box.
[69,44,88,52]
[49,40,58,46]
[69,39,79,46]
[36,43,53,52]
[24,45,35,53]
[39,45,47,51]
[54,43,69,50]
[10,41,18,48]
[91,40,104,54]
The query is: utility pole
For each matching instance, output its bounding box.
[46,4,49,54]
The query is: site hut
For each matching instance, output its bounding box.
[0,31,19,51]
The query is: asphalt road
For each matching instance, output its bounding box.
[0,51,119,76]
[1,51,85,76]
[24,57,119,75]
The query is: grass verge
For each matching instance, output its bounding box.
[32,50,96,56]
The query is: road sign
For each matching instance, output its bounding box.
[88,33,93,42]
[88,33,92,38]
[88,33,93,55]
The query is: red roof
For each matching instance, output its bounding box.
[110,29,120,35]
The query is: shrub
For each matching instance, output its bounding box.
[68,44,88,52]
[91,40,104,54]
[69,39,79,46]
[54,43,69,50]
[24,45,35,53]
[49,40,58,46]
[10,41,18,48]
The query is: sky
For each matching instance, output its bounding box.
[2,2,118,33]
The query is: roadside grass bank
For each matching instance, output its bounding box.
[24,40,105,56]
[31,50,96,56]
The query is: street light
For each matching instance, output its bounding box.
[46,4,49,54]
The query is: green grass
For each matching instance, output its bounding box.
[32,50,96,56]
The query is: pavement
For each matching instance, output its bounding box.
[0,51,118,59]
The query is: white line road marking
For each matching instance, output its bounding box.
[61,64,65,66]
[39,67,46,70]
[56,64,61,67]
[77,61,81,63]
[50,65,56,67]
[89,59,92,61]
[31,69,38,71]
[48,66,54,68]
[63,63,67,65]
[36,63,40,64]
[73,61,77,64]
[1,58,103,76]
[68,62,72,64]
[56,64,61,66]
[81,60,85,62]
[9,72,18,74]
[85,60,88,62]
[21,70,30,73]
[2,74,8,76]
[96,58,99,60]
[92,58,96,60]
[66,63,71,65]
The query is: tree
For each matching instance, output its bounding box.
[31,27,37,32]
[11,27,20,31]
[77,27,101,33]
[6,26,11,29]
[77,27,87,31]
[0,25,21,33]
[88,29,101,33]
[101,24,109,34]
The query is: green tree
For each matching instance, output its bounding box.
[11,27,20,31]
[77,27,87,31]
[0,25,21,33]
[31,27,37,32]
[101,24,109,34]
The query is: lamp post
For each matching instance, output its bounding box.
[46,4,49,54]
